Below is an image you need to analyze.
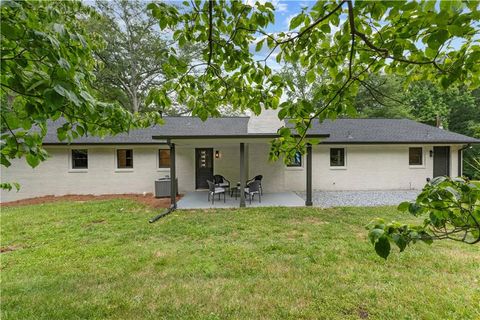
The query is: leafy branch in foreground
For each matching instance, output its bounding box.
[367,177,480,259]
[146,1,480,159]
[0,182,20,192]
[1,0,162,173]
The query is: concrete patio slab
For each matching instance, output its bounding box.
[177,191,305,209]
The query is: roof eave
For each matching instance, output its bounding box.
[321,140,480,144]
[152,134,330,139]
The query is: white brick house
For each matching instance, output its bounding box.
[1,114,478,204]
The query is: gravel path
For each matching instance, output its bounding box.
[297,190,421,208]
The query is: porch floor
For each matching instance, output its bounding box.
[177,191,305,209]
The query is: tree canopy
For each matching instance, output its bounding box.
[0,1,161,175]
[147,0,480,158]
[2,0,479,169]
[88,0,170,113]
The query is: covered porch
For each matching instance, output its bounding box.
[153,136,325,209]
[177,191,305,209]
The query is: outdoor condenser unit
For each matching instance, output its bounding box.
[154,177,178,198]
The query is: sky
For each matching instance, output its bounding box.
[245,0,314,33]
[241,0,316,68]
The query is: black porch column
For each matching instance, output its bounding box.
[170,142,177,208]
[240,142,246,208]
[306,143,313,206]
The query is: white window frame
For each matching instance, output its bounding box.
[115,148,134,172]
[68,148,88,173]
[329,147,347,170]
[408,146,425,169]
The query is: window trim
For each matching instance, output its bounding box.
[115,148,134,172]
[68,148,88,172]
[329,147,347,169]
[408,147,425,168]
[286,151,303,168]
[157,148,171,171]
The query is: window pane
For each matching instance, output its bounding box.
[409,147,423,165]
[330,148,345,166]
[287,151,302,167]
[117,149,133,168]
[72,149,88,169]
[159,149,170,168]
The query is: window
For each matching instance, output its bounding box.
[158,149,170,168]
[117,149,133,169]
[71,149,88,169]
[330,148,345,167]
[287,151,302,167]
[409,147,423,166]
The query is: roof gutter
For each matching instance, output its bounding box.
[152,134,330,140]
[319,141,480,145]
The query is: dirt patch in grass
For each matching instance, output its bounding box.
[357,306,369,319]
[0,245,22,254]
[1,193,182,209]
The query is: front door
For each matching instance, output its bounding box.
[433,146,450,177]
[195,148,213,189]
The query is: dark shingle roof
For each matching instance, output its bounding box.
[42,117,479,144]
[43,117,251,144]
[291,118,480,144]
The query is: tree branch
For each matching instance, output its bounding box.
[207,0,214,66]
[347,0,355,78]
[1,113,20,154]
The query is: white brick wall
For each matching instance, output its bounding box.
[255,144,461,192]
[0,143,462,202]
[1,146,170,202]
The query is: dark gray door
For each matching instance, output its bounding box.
[433,146,450,177]
[195,148,213,189]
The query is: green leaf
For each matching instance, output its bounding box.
[397,201,410,212]
[368,228,384,244]
[289,14,304,30]
[374,236,391,259]
[447,24,464,37]
[428,30,449,50]
[26,154,40,168]
[320,23,331,33]
[306,69,316,84]
[255,39,264,52]
[392,234,407,252]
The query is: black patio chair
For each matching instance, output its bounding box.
[213,174,230,193]
[246,175,263,195]
[207,180,226,204]
[244,180,261,204]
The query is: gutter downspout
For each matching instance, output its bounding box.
[149,204,176,223]
[149,139,177,223]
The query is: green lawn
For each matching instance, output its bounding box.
[1,200,479,319]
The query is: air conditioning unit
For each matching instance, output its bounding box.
[155,178,178,198]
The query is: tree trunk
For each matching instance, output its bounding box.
[132,91,139,113]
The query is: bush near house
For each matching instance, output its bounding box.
[1,201,479,319]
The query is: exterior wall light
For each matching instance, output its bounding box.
[429,150,433,158]
[215,150,220,159]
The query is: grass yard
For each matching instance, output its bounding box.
[1,200,479,319]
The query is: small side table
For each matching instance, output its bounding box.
[230,182,241,199]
